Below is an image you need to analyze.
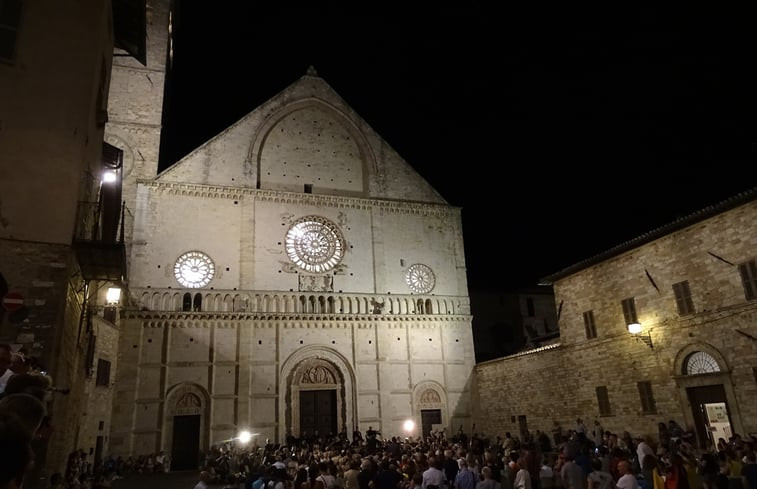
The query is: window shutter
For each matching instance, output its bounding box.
[739,261,757,300]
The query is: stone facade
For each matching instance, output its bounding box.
[0,0,130,478]
[108,68,475,462]
[473,193,757,447]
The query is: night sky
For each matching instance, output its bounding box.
[158,3,756,291]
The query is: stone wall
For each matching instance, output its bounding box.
[473,198,757,444]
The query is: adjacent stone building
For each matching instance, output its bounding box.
[473,189,757,448]
[0,0,147,478]
[107,62,476,469]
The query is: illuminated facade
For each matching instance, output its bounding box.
[104,6,475,465]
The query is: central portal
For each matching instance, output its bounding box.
[300,389,337,438]
[282,349,357,443]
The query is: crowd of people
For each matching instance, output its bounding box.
[186,419,757,489]
[2,341,756,489]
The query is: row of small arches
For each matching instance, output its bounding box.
[138,292,461,315]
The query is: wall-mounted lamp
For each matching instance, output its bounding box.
[102,170,118,184]
[628,322,653,349]
[106,287,121,305]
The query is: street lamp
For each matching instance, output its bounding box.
[627,322,653,349]
[106,287,121,305]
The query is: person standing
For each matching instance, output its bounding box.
[455,459,478,489]
[514,456,532,489]
[0,344,14,394]
[195,470,212,489]
[616,461,639,489]
[559,453,585,489]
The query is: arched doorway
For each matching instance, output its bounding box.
[280,347,356,443]
[413,381,448,438]
[163,383,209,471]
[673,344,742,449]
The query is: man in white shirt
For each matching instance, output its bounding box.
[423,458,447,489]
[635,438,654,471]
[616,461,638,489]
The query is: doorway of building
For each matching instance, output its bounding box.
[300,390,337,438]
[517,415,529,441]
[421,409,442,437]
[687,384,732,449]
[94,435,104,466]
[171,414,200,470]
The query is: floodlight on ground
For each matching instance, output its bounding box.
[238,430,252,444]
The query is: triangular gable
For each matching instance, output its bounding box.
[156,67,447,204]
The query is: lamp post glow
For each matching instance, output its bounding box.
[403,419,415,434]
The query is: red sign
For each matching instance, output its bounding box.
[1,292,24,312]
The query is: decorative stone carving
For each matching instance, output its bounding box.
[298,274,334,292]
[371,298,385,314]
[170,387,204,416]
[420,389,441,404]
[301,365,337,385]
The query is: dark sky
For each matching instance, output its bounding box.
[158,3,756,291]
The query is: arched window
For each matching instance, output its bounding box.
[684,351,720,375]
[193,293,202,311]
[182,293,192,312]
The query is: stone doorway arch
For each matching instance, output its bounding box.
[672,343,743,449]
[413,381,448,438]
[279,346,356,443]
[162,383,210,470]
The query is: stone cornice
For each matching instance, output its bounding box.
[137,180,460,216]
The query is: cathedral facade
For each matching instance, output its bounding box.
[107,64,475,465]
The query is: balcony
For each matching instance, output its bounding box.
[73,200,127,283]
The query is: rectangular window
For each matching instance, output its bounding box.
[526,297,535,317]
[621,297,638,324]
[637,381,657,414]
[583,310,597,339]
[596,386,612,416]
[95,359,111,386]
[739,260,757,301]
[304,184,313,194]
[672,280,695,315]
[0,0,22,63]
